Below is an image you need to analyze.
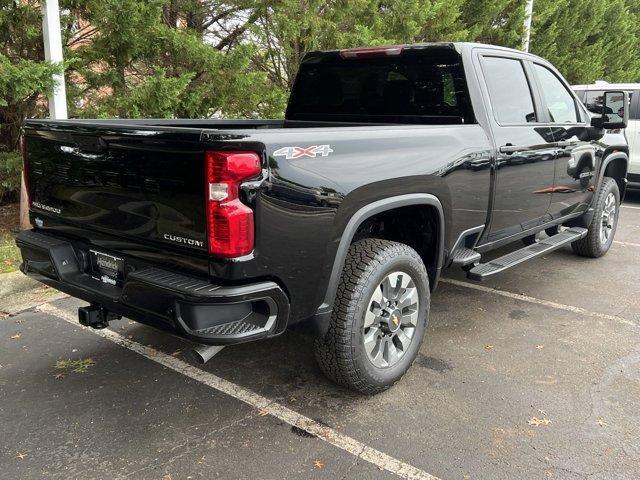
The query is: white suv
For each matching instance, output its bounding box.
[573,81,640,190]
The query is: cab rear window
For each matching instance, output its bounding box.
[286,48,475,124]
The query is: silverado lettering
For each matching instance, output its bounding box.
[31,202,61,214]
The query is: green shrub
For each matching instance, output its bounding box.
[0,150,22,203]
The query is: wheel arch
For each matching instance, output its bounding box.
[317,194,445,321]
[600,151,628,199]
[577,150,628,228]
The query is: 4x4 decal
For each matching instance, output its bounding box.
[273,145,334,159]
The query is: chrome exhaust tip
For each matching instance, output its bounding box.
[191,344,224,364]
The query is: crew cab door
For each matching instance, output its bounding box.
[530,62,597,219]
[477,54,556,243]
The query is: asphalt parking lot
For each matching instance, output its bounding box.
[2,192,640,480]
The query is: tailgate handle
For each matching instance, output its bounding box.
[71,135,108,153]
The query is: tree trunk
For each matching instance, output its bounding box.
[19,172,31,230]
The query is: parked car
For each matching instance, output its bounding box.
[573,81,640,190]
[17,43,630,394]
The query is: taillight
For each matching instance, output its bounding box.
[20,134,30,204]
[205,151,261,257]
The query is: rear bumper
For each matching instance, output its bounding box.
[16,229,290,345]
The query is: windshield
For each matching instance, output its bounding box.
[286,48,475,124]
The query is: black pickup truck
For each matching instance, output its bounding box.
[18,43,630,394]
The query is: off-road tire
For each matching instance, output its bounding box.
[314,238,430,395]
[572,176,620,258]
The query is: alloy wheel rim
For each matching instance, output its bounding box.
[363,271,419,368]
[600,192,616,245]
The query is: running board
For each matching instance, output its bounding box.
[467,227,588,281]
[450,247,481,267]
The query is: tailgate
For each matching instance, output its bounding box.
[24,123,207,251]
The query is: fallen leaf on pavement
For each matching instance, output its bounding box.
[53,373,65,380]
[313,460,324,469]
[597,418,608,427]
[257,408,269,417]
[484,344,494,350]
[536,345,544,349]
[528,417,551,427]
[16,453,27,460]
[10,334,21,340]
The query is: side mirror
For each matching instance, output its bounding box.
[591,90,629,129]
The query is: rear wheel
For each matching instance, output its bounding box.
[314,239,430,394]
[572,177,620,258]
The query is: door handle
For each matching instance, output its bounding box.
[554,141,573,147]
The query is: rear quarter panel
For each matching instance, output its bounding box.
[208,124,493,321]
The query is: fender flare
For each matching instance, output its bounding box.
[313,193,445,330]
[597,150,628,192]
[578,151,629,227]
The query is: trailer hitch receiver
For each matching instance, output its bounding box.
[78,303,121,329]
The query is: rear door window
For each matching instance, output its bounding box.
[480,56,537,124]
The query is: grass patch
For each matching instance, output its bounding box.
[0,203,20,274]
[55,358,95,373]
[0,233,20,274]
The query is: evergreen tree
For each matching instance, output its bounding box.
[65,0,286,118]
[253,0,469,89]
[529,0,640,84]
[459,0,525,48]
[0,0,61,152]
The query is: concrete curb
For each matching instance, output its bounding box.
[0,270,67,315]
[0,270,38,297]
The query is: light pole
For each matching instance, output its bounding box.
[42,0,67,119]
[522,0,534,52]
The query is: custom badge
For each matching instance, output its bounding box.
[273,145,334,160]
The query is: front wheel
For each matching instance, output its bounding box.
[314,239,430,394]
[572,177,620,258]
